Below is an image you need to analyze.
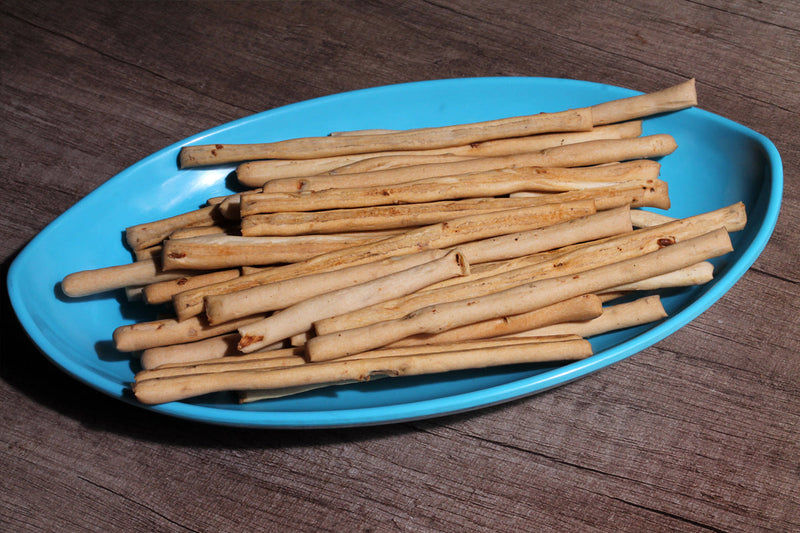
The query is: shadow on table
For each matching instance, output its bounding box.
[1,253,516,449]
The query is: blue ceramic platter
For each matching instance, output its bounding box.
[7,77,782,428]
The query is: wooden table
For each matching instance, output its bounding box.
[2,1,798,531]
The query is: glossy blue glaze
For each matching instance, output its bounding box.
[7,77,782,428]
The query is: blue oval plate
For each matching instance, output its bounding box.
[7,77,782,428]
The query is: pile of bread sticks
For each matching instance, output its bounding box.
[60,79,746,405]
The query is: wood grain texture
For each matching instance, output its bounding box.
[2,1,798,532]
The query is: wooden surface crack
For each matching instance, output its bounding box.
[685,0,800,34]
[750,265,799,285]
[419,0,486,25]
[456,428,649,485]
[77,475,201,533]
[5,9,257,116]
[608,496,730,533]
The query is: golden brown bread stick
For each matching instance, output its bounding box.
[133,338,594,404]
[179,107,593,167]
